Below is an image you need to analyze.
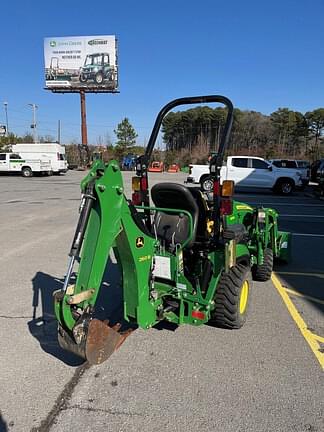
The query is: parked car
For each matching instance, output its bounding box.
[269,159,310,187]
[316,160,324,184]
[187,156,303,195]
[310,159,324,183]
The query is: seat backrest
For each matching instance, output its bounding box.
[188,187,210,240]
[151,183,199,249]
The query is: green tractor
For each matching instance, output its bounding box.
[54,95,290,365]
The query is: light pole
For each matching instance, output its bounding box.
[3,102,9,136]
[28,103,38,143]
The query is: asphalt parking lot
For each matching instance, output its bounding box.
[0,170,323,432]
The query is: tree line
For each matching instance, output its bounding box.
[161,106,324,164]
[1,106,323,167]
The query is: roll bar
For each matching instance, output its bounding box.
[135,95,234,232]
[144,95,233,163]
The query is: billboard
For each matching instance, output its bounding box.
[44,35,118,91]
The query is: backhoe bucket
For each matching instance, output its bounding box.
[58,319,132,365]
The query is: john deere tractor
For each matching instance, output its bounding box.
[54,95,290,365]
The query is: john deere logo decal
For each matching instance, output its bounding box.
[136,237,144,248]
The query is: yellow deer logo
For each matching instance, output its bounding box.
[136,236,144,248]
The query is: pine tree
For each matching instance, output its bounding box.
[114,118,138,160]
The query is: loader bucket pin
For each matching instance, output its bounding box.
[85,319,133,365]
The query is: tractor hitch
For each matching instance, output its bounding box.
[58,318,133,365]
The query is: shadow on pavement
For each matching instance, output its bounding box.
[28,258,135,365]
[0,412,8,432]
[28,271,83,366]
[153,321,178,332]
[274,234,324,318]
[274,269,324,316]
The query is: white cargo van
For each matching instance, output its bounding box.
[0,153,52,177]
[11,143,68,174]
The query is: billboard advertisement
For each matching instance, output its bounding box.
[44,35,118,91]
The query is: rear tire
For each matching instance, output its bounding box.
[200,175,213,192]
[274,179,294,195]
[252,248,273,281]
[210,264,252,329]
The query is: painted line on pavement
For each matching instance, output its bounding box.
[271,273,324,370]
[247,203,324,207]
[313,334,324,344]
[292,233,324,237]
[283,287,324,306]
[280,214,324,218]
[277,271,324,279]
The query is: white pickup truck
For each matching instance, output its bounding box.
[0,152,52,177]
[186,156,303,195]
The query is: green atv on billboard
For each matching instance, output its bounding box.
[79,52,116,85]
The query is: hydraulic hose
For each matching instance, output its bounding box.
[62,181,96,293]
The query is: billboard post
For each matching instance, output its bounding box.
[80,91,88,146]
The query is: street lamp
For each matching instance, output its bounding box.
[3,102,9,136]
[28,103,38,143]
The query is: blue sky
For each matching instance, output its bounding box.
[0,0,323,145]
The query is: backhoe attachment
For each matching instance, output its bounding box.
[54,160,139,365]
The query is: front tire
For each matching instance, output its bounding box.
[252,248,273,281]
[22,167,33,178]
[210,264,252,329]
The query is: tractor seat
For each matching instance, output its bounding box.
[151,183,199,249]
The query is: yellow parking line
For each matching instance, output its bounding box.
[271,273,324,370]
[313,334,324,344]
[284,287,324,306]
